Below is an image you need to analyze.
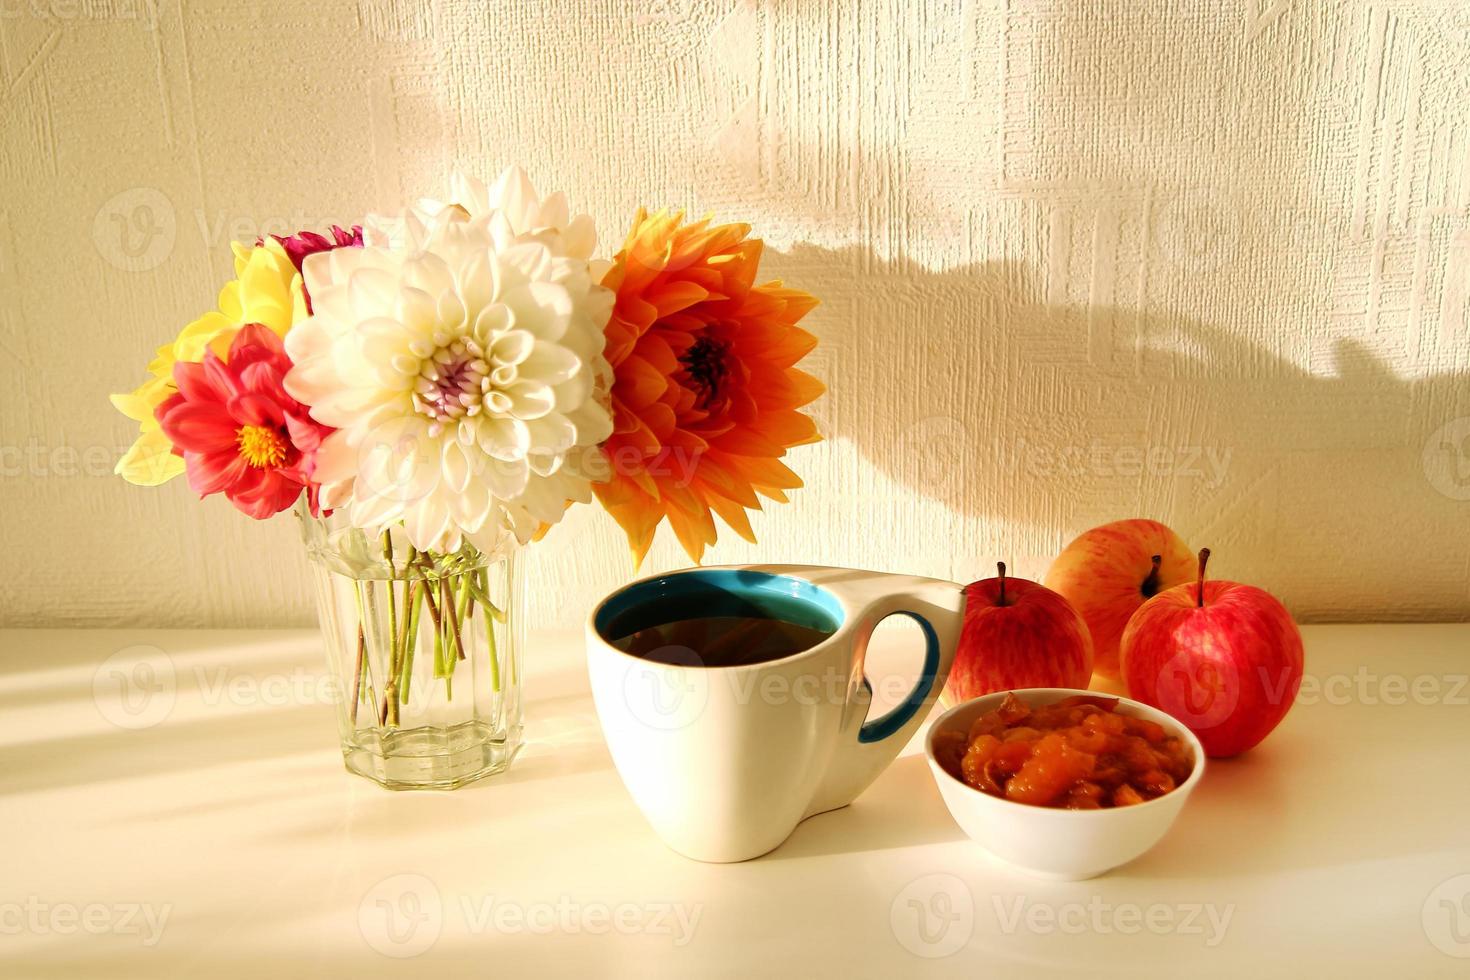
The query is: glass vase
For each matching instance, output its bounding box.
[297,509,523,790]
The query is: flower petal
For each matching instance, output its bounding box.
[185,450,249,497]
[489,329,535,367]
[505,380,555,421]
[520,340,581,385]
[115,430,185,486]
[501,281,572,341]
[474,415,531,462]
[160,403,238,454]
[229,393,286,429]
[441,438,472,494]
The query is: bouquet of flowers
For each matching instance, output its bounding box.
[110,169,824,787]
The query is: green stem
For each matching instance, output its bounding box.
[362,582,385,724]
[350,626,366,725]
[399,579,424,706]
[419,573,443,633]
[417,573,446,689]
[508,568,518,687]
[442,575,467,663]
[455,571,481,695]
[350,581,368,726]
[439,576,454,699]
[473,566,501,693]
[381,531,400,727]
[467,571,504,622]
[433,611,446,682]
[396,548,419,705]
[486,591,501,694]
[456,572,472,636]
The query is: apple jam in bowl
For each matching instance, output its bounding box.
[924,688,1206,879]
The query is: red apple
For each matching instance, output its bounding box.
[944,562,1094,703]
[1043,519,1195,680]
[1120,549,1303,757]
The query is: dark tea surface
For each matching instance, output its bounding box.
[610,614,834,667]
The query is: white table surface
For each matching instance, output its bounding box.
[2,624,1468,978]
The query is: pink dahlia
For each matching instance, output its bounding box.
[264,225,364,313]
[271,225,363,271]
[156,323,333,519]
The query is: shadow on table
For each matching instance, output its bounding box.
[764,753,967,861]
[0,705,331,798]
[0,632,336,797]
[1111,744,1293,881]
[1115,696,1465,882]
[0,634,612,801]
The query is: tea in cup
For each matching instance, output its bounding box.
[586,564,965,862]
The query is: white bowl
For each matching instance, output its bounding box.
[925,688,1206,880]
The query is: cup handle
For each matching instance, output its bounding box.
[804,577,965,817]
[858,607,944,743]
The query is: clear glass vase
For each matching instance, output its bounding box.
[297,509,523,790]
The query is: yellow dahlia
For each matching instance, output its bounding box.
[111,239,305,485]
[595,210,824,564]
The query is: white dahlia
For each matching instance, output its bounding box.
[367,168,604,276]
[283,168,614,552]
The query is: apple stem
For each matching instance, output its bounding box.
[1196,548,1211,608]
[1141,554,1163,597]
[997,561,1008,606]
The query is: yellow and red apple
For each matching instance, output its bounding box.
[1120,549,1303,757]
[1043,519,1195,680]
[944,563,1093,704]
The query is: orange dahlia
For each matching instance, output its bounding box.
[596,210,824,564]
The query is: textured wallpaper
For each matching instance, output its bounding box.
[2,0,1467,628]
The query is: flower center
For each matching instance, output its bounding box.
[236,425,289,468]
[411,337,491,425]
[680,337,730,409]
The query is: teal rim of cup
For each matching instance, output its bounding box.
[593,569,845,648]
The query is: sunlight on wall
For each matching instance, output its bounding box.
[3,1,1468,627]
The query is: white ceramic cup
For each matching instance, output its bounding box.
[586,564,965,862]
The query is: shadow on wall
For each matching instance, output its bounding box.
[758,244,1470,621]
[679,0,1470,620]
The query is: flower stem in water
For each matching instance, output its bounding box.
[399,579,424,706]
[350,581,368,725]
[381,532,401,727]
[442,575,467,663]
